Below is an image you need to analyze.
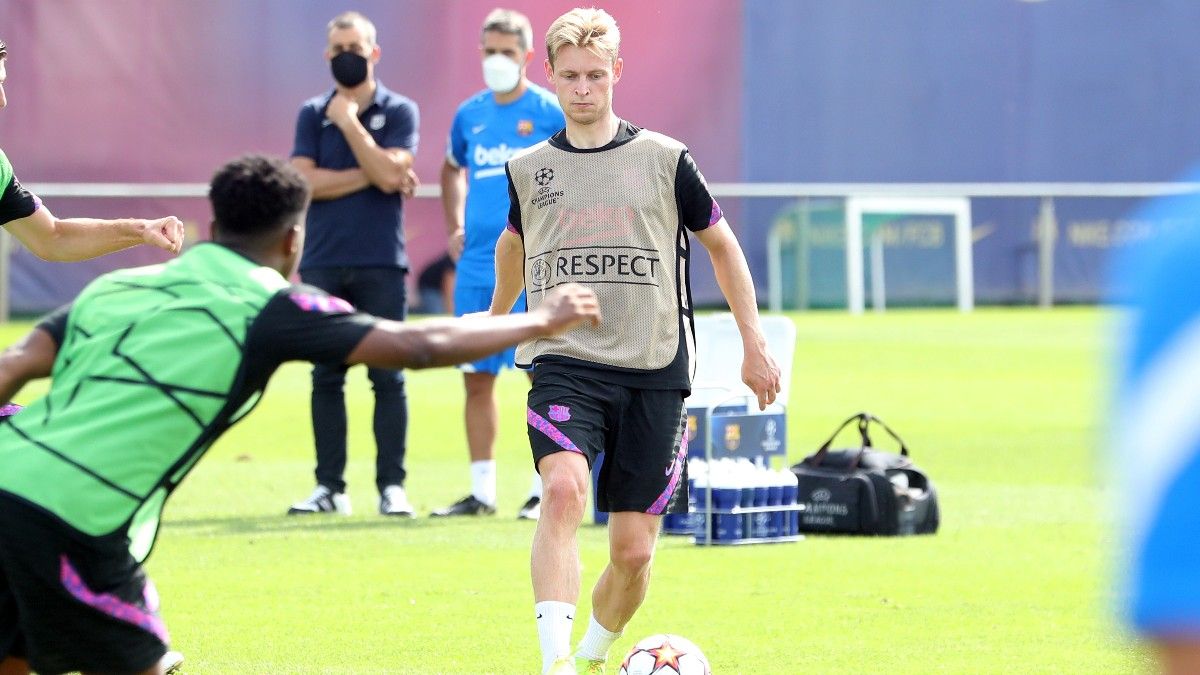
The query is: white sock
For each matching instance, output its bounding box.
[535,600,575,673]
[529,472,544,499]
[575,613,622,662]
[470,460,496,506]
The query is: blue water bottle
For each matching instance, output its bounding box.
[751,470,770,538]
[712,469,743,542]
[782,470,800,536]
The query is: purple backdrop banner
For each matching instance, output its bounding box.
[0,0,742,313]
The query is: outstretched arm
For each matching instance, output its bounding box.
[5,207,183,261]
[0,327,57,404]
[349,283,599,370]
[694,218,781,410]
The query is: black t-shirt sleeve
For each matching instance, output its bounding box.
[245,285,379,366]
[35,304,72,346]
[0,175,41,226]
[505,164,523,237]
[675,150,722,233]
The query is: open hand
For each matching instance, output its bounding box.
[742,347,781,410]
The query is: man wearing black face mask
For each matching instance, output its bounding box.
[289,11,420,518]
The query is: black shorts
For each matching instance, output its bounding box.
[0,495,168,675]
[527,370,689,515]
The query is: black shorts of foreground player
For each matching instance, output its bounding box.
[0,155,600,675]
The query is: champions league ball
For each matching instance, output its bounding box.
[618,634,711,675]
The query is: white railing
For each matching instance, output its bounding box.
[10,182,1200,321]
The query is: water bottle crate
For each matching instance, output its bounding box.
[696,535,805,546]
[690,504,805,545]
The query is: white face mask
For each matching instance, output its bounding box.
[482,53,521,93]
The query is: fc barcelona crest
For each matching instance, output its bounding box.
[724,423,741,451]
[549,405,571,422]
[517,119,534,136]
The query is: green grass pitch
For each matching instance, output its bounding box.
[0,307,1149,673]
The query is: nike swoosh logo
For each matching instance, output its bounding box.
[471,124,487,134]
[566,614,574,621]
[536,613,543,619]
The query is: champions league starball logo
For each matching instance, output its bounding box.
[762,418,781,453]
[534,167,554,186]
[531,259,552,287]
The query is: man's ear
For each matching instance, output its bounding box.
[284,224,303,255]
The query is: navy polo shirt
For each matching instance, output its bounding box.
[292,81,419,271]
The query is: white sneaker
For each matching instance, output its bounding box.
[518,495,541,521]
[160,650,185,673]
[287,485,352,515]
[379,485,415,517]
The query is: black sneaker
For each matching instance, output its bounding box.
[517,496,541,520]
[430,494,496,517]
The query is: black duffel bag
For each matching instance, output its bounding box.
[791,412,939,536]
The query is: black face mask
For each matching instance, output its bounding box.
[330,51,369,88]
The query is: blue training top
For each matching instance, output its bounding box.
[292,81,419,271]
[446,83,562,288]
[1113,171,1200,636]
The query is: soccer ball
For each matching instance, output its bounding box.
[618,634,711,675]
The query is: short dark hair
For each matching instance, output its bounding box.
[482,9,533,52]
[208,155,310,238]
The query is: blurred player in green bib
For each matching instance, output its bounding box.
[0,155,600,675]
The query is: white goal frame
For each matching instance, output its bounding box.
[844,196,973,314]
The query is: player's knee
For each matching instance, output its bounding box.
[541,469,588,514]
[611,542,655,575]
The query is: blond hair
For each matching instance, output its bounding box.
[327,11,377,48]
[545,7,620,68]
[482,8,533,52]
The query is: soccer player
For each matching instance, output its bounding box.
[491,9,782,674]
[1113,183,1200,675]
[0,155,600,675]
[287,12,421,517]
[434,8,566,520]
[0,38,184,261]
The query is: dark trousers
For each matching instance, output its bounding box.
[300,267,408,494]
